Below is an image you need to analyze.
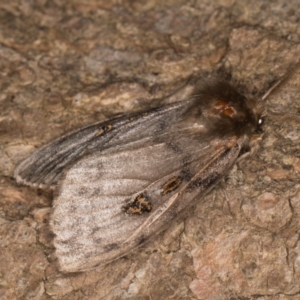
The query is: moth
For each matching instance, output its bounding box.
[14,68,296,273]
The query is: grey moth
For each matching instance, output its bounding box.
[15,67,297,272]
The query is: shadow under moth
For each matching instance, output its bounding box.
[14,67,297,273]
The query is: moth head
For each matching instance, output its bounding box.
[192,79,261,139]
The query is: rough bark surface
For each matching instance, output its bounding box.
[1,1,300,299]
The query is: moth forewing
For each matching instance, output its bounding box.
[13,100,187,189]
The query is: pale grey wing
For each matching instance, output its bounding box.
[51,135,241,272]
[14,101,186,188]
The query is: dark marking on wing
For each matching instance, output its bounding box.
[161,176,182,195]
[166,142,182,153]
[96,124,113,137]
[77,186,89,196]
[180,168,193,181]
[94,238,103,244]
[187,148,233,191]
[158,119,168,132]
[103,124,113,132]
[57,236,78,246]
[91,226,102,234]
[104,243,119,252]
[123,193,152,215]
[187,171,220,191]
[135,235,146,246]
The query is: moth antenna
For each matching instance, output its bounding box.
[262,61,300,101]
[267,110,300,123]
[262,61,300,123]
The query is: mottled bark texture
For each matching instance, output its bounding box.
[1,1,300,299]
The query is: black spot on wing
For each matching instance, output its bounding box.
[187,171,221,191]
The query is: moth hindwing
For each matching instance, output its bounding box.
[15,78,261,272]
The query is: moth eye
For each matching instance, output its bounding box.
[123,193,152,215]
[258,117,264,126]
[254,116,265,134]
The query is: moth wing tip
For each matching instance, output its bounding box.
[51,254,79,273]
[14,172,53,190]
[55,253,96,273]
[13,163,31,185]
[13,172,32,187]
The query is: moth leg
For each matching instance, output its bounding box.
[236,134,262,163]
[221,187,234,217]
[218,179,234,217]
